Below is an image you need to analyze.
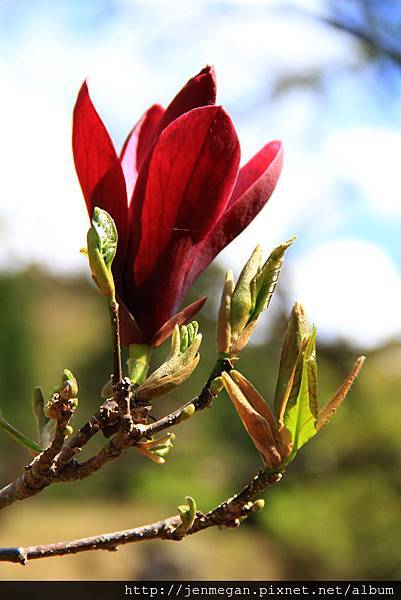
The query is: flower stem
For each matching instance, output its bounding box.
[108,297,122,385]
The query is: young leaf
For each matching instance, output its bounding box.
[283,335,318,462]
[0,410,42,454]
[317,356,365,431]
[92,207,118,269]
[250,236,296,322]
[32,387,49,444]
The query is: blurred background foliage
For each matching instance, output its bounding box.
[0,264,400,580]
[0,0,401,583]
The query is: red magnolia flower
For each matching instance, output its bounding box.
[73,66,283,347]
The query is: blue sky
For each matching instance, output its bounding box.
[0,0,400,348]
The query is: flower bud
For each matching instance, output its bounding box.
[230,245,263,343]
[220,239,295,356]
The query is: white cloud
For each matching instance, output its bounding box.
[289,238,401,347]
[327,127,401,219]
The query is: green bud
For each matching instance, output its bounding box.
[230,245,263,341]
[250,237,296,322]
[187,321,198,345]
[180,403,195,421]
[86,207,117,298]
[180,325,189,353]
[209,376,224,395]
[59,369,78,400]
[177,496,197,532]
[251,499,265,512]
[230,239,295,354]
[64,425,74,437]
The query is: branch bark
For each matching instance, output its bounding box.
[0,468,281,565]
[0,359,233,510]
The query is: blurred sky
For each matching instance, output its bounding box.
[0,0,400,348]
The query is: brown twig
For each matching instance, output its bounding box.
[0,359,234,510]
[109,298,122,385]
[0,468,281,564]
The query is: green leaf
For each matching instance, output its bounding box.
[32,387,49,444]
[0,410,42,453]
[230,245,263,338]
[92,207,117,269]
[251,237,296,322]
[283,333,318,462]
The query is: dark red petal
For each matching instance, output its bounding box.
[134,105,240,286]
[149,297,207,348]
[156,65,216,134]
[183,141,284,291]
[120,104,165,202]
[124,105,240,340]
[73,81,129,279]
[118,297,144,347]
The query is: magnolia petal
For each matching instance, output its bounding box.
[317,356,366,431]
[128,106,240,338]
[221,372,281,468]
[149,297,207,348]
[156,65,216,134]
[73,81,129,278]
[184,141,283,293]
[134,105,240,284]
[120,104,165,201]
[118,297,144,347]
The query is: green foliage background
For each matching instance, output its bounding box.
[0,265,400,580]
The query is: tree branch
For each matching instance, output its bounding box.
[0,468,281,564]
[0,359,234,510]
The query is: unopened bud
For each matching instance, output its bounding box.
[180,403,195,422]
[230,246,263,341]
[177,496,197,532]
[217,270,234,355]
[210,376,224,395]
[251,499,265,512]
[59,369,78,400]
